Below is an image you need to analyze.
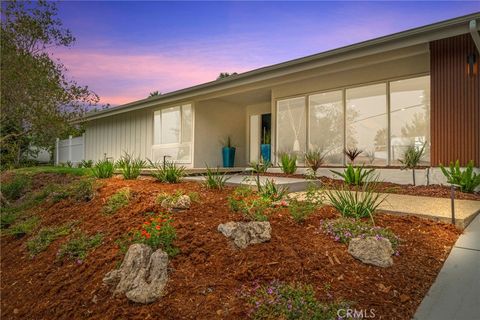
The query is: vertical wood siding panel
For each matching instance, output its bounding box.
[430,34,480,166]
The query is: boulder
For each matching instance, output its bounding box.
[348,236,394,268]
[218,221,271,249]
[161,195,190,210]
[103,243,169,303]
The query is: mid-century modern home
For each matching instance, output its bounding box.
[78,13,480,181]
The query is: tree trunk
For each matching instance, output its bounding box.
[412,168,416,186]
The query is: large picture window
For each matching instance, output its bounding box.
[346,84,387,165]
[153,104,193,162]
[389,76,430,164]
[309,91,344,164]
[277,97,306,158]
[275,75,430,167]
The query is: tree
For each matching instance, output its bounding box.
[0,0,99,168]
[217,72,238,80]
[148,91,161,97]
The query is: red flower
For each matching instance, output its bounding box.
[145,232,151,239]
[155,225,161,230]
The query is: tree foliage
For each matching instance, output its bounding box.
[1,0,99,168]
[148,91,161,97]
[217,72,238,79]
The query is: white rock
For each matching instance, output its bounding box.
[218,221,271,249]
[103,243,169,303]
[348,236,394,268]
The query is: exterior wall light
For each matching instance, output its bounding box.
[467,52,478,76]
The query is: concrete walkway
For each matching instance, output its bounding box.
[185,174,320,193]
[292,191,480,229]
[414,214,480,320]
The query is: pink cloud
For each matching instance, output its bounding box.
[53,48,256,106]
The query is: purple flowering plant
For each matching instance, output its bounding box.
[321,218,400,251]
[240,280,351,319]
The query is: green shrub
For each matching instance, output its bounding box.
[440,160,480,193]
[239,197,271,221]
[288,199,316,224]
[73,179,95,201]
[66,161,74,168]
[80,160,94,168]
[0,212,17,229]
[258,179,288,202]
[103,188,130,214]
[399,144,425,186]
[325,182,386,223]
[27,222,76,255]
[187,191,200,203]
[134,214,179,257]
[331,164,375,186]
[51,190,70,203]
[279,152,297,174]
[321,218,399,250]
[91,159,115,178]
[304,148,326,176]
[116,153,146,180]
[155,189,195,208]
[57,232,103,261]
[249,158,271,173]
[228,186,254,212]
[8,216,40,238]
[244,281,350,320]
[148,160,185,183]
[203,166,230,190]
[1,174,30,200]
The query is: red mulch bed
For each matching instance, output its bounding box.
[254,172,480,200]
[0,174,461,320]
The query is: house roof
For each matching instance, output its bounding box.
[79,12,480,122]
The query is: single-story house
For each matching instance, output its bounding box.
[78,13,480,182]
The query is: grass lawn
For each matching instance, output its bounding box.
[11,165,92,176]
[0,167,460,319]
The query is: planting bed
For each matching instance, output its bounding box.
[1,172,461,319]
[254,172,480,200]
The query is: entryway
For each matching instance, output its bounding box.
[249,113,271,163]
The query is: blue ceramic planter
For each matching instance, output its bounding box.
[260,144,271,163]
[222,147,236,167]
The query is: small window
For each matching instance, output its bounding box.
[154,104,193,145]
[153,104,193,163]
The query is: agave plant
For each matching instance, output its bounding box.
[325,179,387,224]
[279,152,297,174]
[249,157,272,174]
[344,147,362,164]
[304,148,327,176]
[116,152,146,180]
[331,164,375,186]
[440,160,480,193]
[91,158,115,178]
[399,144,425,186]
[257,179,288,202]
[148,159,185,183]
[203,166,230,190]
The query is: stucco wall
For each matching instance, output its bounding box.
[85,108,153,162]
[193,99,247,167]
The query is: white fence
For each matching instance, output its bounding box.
[55,134,86,165]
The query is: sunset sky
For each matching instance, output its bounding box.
[54,1,480,107]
